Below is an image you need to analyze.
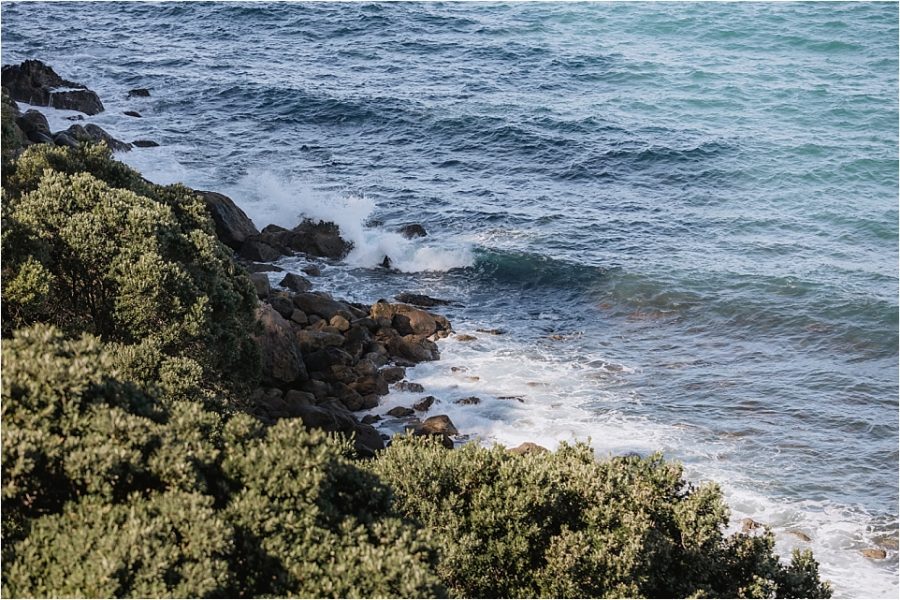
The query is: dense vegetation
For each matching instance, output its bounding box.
[0,99,831,597]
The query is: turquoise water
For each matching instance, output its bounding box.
[3,2,897,595]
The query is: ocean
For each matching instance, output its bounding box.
[2,1,897,596]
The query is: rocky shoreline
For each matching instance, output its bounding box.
[1,58,512,460]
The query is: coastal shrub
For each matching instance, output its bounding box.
[372,436,832,599]
[1,325,444,598]
[1,88,26,164]
[1,144,259,389]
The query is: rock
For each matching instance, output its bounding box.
[351,374,389,397]
[243,262,283,273]
[1,60,104,114]
[381,255,394,270]
[294,329,345,353]
[741,518,764,533]
[394,381,425,393]
[498,395,526,403]
[253,304,308,386]
[254,220,352,260]
[239,237,282,262]
[455,334,477,342]
[387,334,440,363]
[330,314,350,332]
[268,293,295,319]
[132,140,159,148]
[380,366,406,383]
[127,88,150,98]
[293,292,352,321]
[304,346,354,374]
[413,396,436,411]
[65,114,84,121]
[387,406,415,418]
[15,109,51,143]
[455,396,481,406]
[370,300,451,338]
[124,110,141,117]
[290,309,309,325]
[787,530,812,542]
[52,131,78,148]
[398,223,427,239]
[196,190,259,250]
[450,366,468,373]
[294,404,384,457]
[415,415,458,436]
[361,414,381,425]
[476,328,506,335]
[279,272,312,293]
[284,389,316,408]
[861,548,887,560]
[62,123,131,152]
[394,292,453,307]
[509,442,549,456]
[302,264,322,276]
[248,273,270,298]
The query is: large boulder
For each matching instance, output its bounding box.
[253,303,308,386]
[387,334,440,363]
[370,300,451,338]
[196,190,259,250]
[293,292,353,321]
[1,60,104,115]
[394,292,452,307]
[15,109,52,143]
[247,220,352,261]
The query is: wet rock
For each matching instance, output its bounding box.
[380,366,406,383]
[65,114,84,121]
[16,109,51,143]
[295,329,345,353]
[197,190,259,250]
[361,414,381,425]
[302,264,322,276]
[387,334,440,363]
[394,381,425,393]
[741,518,764,533]
[304,346,354,374]
[279,272,312,293]
[248,273,270,298]
[380,255,393,270]
[132,139,160,148]
[124,110,141,117]
[61,123,131,152]
[127,88,150,98]
[293,292,353,321]
[394,292,452,307]
[455,396,481,406]
[415,415,458,436]
[351,374,389,397]
[787,530,812,542]
[371,300,451,338]
[2,59,104,114]
[253,304,308,386]
[290,309,309,326]
[861,548,887,560]
[387,406,415,418]
[413,396,437,411]
[509,442,548,456]
[455,334,477,342]
[239,237,282,262]
[253,220,352,260]
[450,366,468,373]
[243,262,283,273]
[498,395,526,403]
[398,223,427,239]
[476,327,506,335]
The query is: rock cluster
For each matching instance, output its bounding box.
[1,59,104,114]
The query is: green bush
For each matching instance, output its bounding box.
[1,325,444,598]
[372,437,832,599]
[1,144,259,391]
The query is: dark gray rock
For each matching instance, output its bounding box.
[127,88,150,98]
[249,273,270,298]
[1,60,104,115]
[124,110,141,117]
[61,123,131,152]
[279,272,312,293]
[16,109,51,143]
[196,190,259,250]
[302,264,322,276]
[292,292,353,321]
[132,140,159,147]
[243,262,284,273]
[398,223,427,239]
[394,292,452,307]
[253,303,308,386]
[394,381,425,393]
[52,131,78,148]
[294,404,384,457]
[239,237,282,262]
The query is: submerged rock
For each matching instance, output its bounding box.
[394,292,453,307]
[132,139,159,147]
[398,223,427,239]
[127,87,150,98]
[861,548,887,560]
[124,110,141,117]
[394,381,425,393]
[1,59,104,114]
[454,396,481,406]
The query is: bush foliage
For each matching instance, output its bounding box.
[373,436,832,599]
[0,116,830,598]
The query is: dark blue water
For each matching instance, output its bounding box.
[3,2,897,595]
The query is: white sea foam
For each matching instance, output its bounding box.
[225,169,475,273]
[370,325,899,598]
